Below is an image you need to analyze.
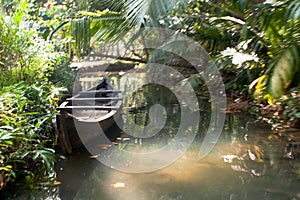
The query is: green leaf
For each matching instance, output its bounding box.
[13,0,29,27]
[0,130,14,141]
[0,165,12,171]
[287,0,300,21]
[294,112,300,118]
[268,46,299,99]
[20,152,30,159]
[33,151,39,160]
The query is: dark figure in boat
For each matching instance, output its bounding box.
[95,77,114,105]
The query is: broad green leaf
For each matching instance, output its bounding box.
[268,46,299,99]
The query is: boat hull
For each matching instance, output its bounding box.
[55,77,122,154]
[56,108,121,154]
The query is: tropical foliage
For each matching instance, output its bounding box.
[0,82,60,197]
[66,0,300,101]
[0,1,69,197]
[1,0,300,197]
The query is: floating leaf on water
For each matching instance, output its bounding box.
[268,134,274,140]
[111,182,125,188]
[98,144,112,149]
[54,181,62,185]
[90,154,100,159]
[255,147,264,162]
[221,155,239,163]
[230,165,248,173]
[248,150,256,161]
[251,169,265,176]
[248,146,264,162]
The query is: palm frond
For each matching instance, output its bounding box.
[67,10,128,59]
[84,11,128,43]
[69,17,91,59]
[123,0,189,27]
[286,0,300,21]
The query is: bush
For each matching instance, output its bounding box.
[0,4,70,197]
[0,81,64,198]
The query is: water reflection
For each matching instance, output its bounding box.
[55,134,300,200]
[71,149,241,200]
[53,72,300,200]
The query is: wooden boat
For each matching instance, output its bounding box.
[55,77,122,154]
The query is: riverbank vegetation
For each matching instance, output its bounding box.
[0,1,73,197]
[0,0,299,198]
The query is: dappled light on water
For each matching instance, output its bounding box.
[65,148,240,200]
[55,130,300,199]
[53,73,300,200]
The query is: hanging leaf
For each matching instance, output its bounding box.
[268,46,299,99]
[67,10,130,59]
[69,17,91,58]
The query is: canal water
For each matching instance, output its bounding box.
[54,122,300,200]
[51,72,300,199]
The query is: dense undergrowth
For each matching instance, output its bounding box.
[0,3,74,198]
[0,82,59,197]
